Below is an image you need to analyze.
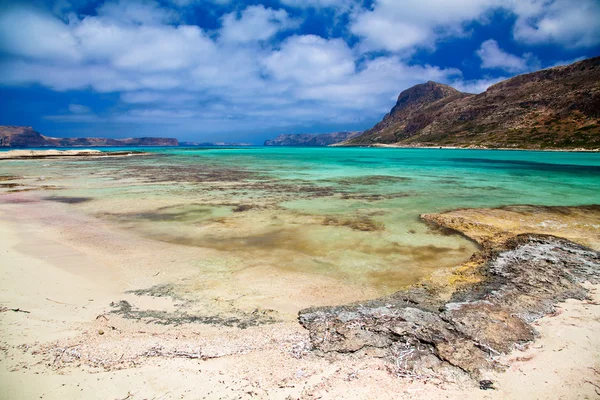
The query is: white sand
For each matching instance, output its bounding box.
[1,203,599,399]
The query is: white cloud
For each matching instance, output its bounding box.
[0,7,80,61]
[263,35,355,85]
[477,39,539,73]
[350,0,503,52]
[68,104,91,114]
[96,0,178,25]
[349,0,600,53]
[280,0,357,10]
[219,5,298,43]
[511,0,600,48]
[451,76,506,94]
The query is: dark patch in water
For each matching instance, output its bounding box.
[44,196,92,204]
[339,192,412,201]
[0,183,21,188]
[449,158,600,174]
[498,204,600,215]
[325,175,412,186]
[233,204,257,212]
[323,216,384,232]
[0,175,21,182]
[102,205,214,223]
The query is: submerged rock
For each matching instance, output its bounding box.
[298,234,600,378]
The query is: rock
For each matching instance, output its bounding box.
[298,235,600,379]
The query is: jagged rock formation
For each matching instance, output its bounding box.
[264,131,361,146]
[0,126,178,147]
[298,208,600,379]
[346,57,600,149]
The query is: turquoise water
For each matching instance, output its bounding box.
[139,146,600,211]
[3,146,599,296]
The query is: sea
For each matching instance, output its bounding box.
[2,146,600,299]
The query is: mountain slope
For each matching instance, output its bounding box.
[0,126,179,147]
[347,57,600,149]
[264,131,361,146]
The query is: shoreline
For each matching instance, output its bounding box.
[0,149,149,160]
[1,197,599,398]
[332,142,600,152]
[0,149,150,161]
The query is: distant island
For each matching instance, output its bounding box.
[342,56,599,150]
[180,141,253,146]
[264,131,361,146]
[0,126,178,147]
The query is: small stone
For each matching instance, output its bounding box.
[479,380,495,390]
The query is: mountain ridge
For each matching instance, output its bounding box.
[345,57,600,149]
[0,126,179,147]
[264,131,361,146]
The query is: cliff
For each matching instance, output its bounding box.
[0,126,179,147]
[264,131,361,146]
[346,57,600,149]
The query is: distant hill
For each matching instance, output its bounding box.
[180,141,253,146]
[0,126,178,147]
[264,131,361,146]
[345,57,600,150]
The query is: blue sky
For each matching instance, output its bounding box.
[0,0,598,143]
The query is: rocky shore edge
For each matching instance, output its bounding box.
[0,149,148,160]
[298,208,600,381]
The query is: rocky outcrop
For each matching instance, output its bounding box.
[346,57,600,149]
[0,126,178,147]
[264,131,361,146]
[298,207,600,380]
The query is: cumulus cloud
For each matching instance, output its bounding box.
[477,39,539,73]
[96,0,178,25]
[350,0,503,52]
[263,35,355,85]
[349,0,600,53]
[511,0,600,48]
[220,5,298,43]
[280,0,357,10]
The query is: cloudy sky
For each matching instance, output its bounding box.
[0,0,598,143]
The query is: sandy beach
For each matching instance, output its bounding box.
[1,186,599,399]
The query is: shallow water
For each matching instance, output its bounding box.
[2,147,600,298]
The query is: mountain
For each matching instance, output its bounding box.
[0,126,179,147]
[264,131,361,146]
[346,57,600,149]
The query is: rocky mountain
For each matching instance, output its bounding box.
[346,57,600,149]
[0,126,178,147]
[264,131,361,146]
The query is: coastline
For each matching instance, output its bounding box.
[1,194,599,399]
[0,149,149,160]
[332,143,600,152]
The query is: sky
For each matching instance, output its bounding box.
[0,0,599,143]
